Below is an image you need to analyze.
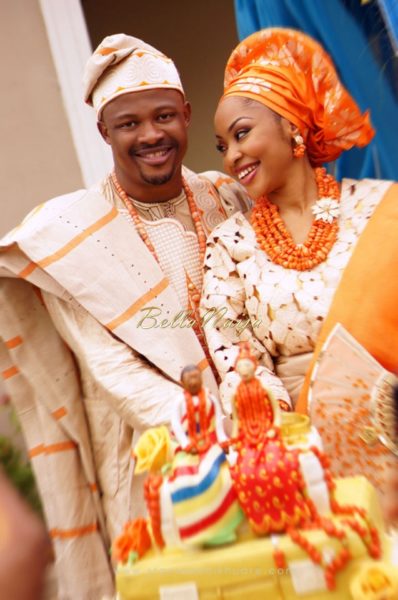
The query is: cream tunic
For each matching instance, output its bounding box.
[41,168,250,540]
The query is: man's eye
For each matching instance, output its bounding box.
[119,121,137,129]
[157,113,175,122]
[236,129,249,141]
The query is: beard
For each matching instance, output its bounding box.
[141,171,174,186]
[129,141,179,187]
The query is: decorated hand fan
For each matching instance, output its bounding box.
[309,324,398,496]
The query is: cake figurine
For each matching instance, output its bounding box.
[112,344,395,599]
[227,343,312,534]
[140,365,243,551]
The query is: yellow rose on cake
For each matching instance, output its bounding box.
[133,426,171,474]
[350,562,398,600]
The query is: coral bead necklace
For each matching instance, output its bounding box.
[111,170,207,267]
[251,167,340,271]
[184,389,212,453]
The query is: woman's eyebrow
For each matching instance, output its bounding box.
[228,116,254,132]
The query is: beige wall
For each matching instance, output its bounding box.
[82,0,239,173]
[0,1,83,236]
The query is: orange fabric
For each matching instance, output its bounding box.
[2,365,19,379]
[18,261,36,278]
[28,441,78,458]
[49,523,98,539]
[51,406,68,420]
[222,28,374,165]
[5,335,23,349]
[28,444,45,459]
[297,182,398,413]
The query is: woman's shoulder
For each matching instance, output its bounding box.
[341,177,394,199]
[208,210,255,243]
[340,177,394,214]
[206,211,258,265]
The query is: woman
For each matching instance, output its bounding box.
[201,28,398,515]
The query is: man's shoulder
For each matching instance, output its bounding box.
[182,166,252,217]
[1,183,110,246]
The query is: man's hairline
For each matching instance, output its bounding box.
[98,88,187,124]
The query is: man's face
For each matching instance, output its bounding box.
[181,368,202,395]
[99,89,191,202]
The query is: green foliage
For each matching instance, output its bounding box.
[0,435,43,516]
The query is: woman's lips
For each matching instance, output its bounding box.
[236,162,259,185]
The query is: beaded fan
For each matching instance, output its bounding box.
[309,324,398,491]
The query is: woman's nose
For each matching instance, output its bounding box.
[225,144,243,173]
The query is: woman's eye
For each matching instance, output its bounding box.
[216,143,226,154]
[236,128,249,141]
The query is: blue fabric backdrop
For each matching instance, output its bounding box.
[234,0,398,181]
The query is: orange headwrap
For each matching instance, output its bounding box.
[222,28,375,165]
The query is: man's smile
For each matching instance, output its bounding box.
[132,144,176,167]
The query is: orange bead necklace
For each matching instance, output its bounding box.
[251,167,340,271]
[184,389,212,453]
[235,377,274,445]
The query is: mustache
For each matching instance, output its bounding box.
[129,142,177,156]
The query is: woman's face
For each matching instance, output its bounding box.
[214,96,294,200]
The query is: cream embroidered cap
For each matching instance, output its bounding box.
[83,33,185,118]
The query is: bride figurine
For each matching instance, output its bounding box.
[229,343,311,534]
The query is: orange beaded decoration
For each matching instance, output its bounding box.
[111,171,218,376]
[144,474,165,549]
[272,445,383,590]
[251,167,340,271]
[111,517,152,563]
[234,377,275,446]
[184,388,213,454]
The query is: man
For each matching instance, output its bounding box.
[0,34,249,598]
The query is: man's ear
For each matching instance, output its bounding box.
[97,120,111,145]
[183,101,192,127]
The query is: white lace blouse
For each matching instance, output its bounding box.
[201,179,389,412]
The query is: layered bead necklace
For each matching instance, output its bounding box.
[251,167,340,271]
[184,389,212,454]
[111,171,217,377]
[235,377,275,446]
